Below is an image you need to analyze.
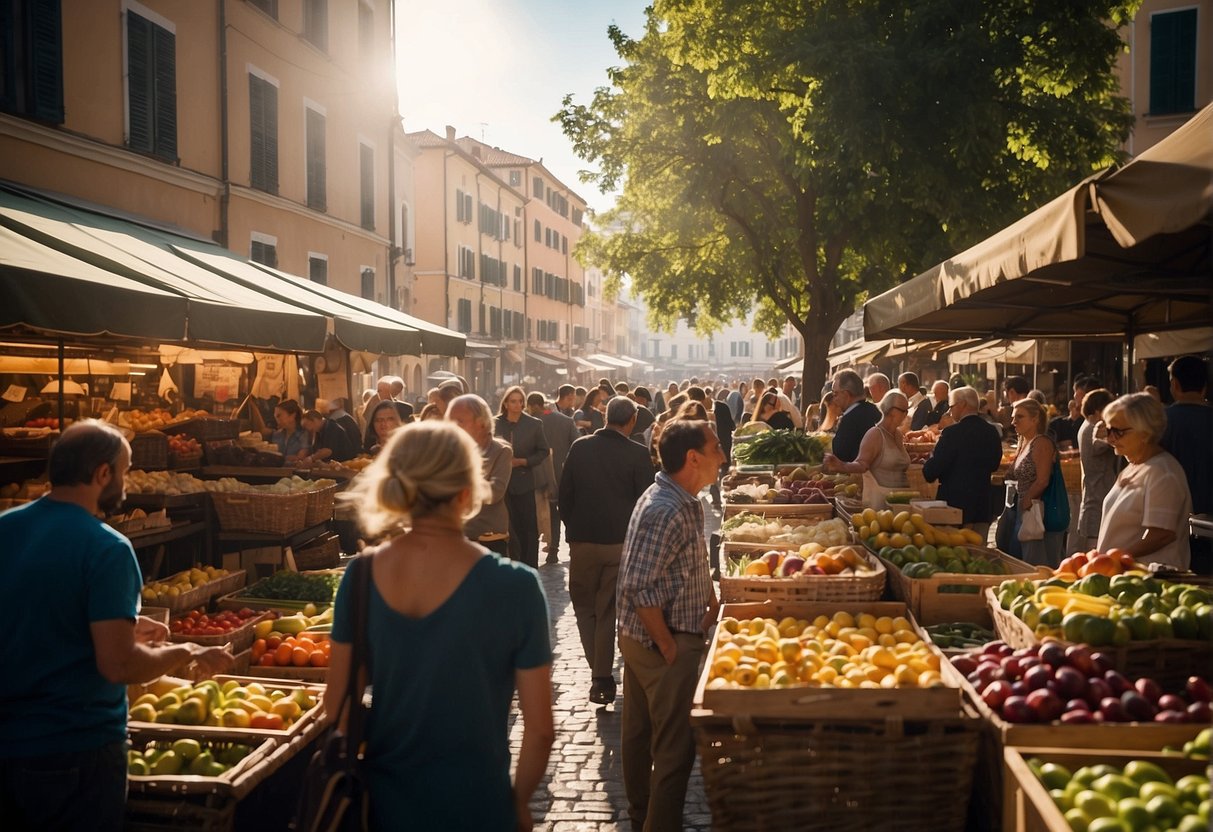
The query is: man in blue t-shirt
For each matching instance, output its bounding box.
[1161,355,1212,574]
[0,421,231,831]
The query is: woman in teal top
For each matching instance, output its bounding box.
[326,421,554,831]
[270,399,309,462]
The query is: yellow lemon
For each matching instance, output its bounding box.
[918,670,942,687]
[892,617,912,632]
[815,666,838,685]
[711,656,738,678]
[877,633,898,648]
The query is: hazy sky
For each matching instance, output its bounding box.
[395,0,648,216]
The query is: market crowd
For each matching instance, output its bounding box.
[1,356,1208,831]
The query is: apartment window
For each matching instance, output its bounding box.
[360,267,375,300]
[708,342,716,357]
[457,246,475,280]
[305,106,326,211]
[513,264,521,291]
[359,142,374,230]
[456,298,472,333]
[250,235,277,268]
[670,344,677,360]
[247,0,277,18]
[513,311,523,338]
[489,307,501,338]
[125,8,176,160]
[765,342,775,357]
[455,189,466,222]
[561,235,568,255]
[509,170,521,187]
[357,0,373,54]
[478,303,485,335]
[533,219,541,242]
[1150,9,1197,115]
[249,72,278,193]
[302,0,327,52]
[1,0,63,123]
[532,176,543,198]
[308,254,327,285]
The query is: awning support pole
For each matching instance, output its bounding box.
[57,339,65,429]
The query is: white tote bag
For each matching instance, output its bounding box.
[1018,502,1045,542]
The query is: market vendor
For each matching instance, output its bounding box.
[0,421,232,831]
[1096,393,1192,569]
[299,408,356,464]
[271,399,309,462]
[821,391,911,508]
[363,400,409,455]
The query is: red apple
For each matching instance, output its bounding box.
[951,655,979,677]
[1120,691,1157,722]
[1024,665,1053,691]
[1085,678,1112,709]
[1155,709,1188,723]
[1090,652,1115,674]
[1054,667,1088,700]
[1039,642,1067,669]
[1064,645,1095,676]
[1011,681,1030,697]
[1026,688,1064,722]
[1001,656,1024,681]
[1134,677,1163,705]
[1002,696,1035,723]
[1099,697,1128,723]
[1103,670,1132,696]
[1064,698,1091,713]
[1186,701,1212,722]
[1060,709,1096,724]
[1158,694,1188,713]
[1186,676,1212,704]
[982,680,1013,711]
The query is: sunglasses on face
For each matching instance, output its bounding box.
[1107,425,1133,440]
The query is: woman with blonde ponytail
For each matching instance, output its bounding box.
[325,421,554,831]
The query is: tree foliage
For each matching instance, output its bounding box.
[557,0,1139,395]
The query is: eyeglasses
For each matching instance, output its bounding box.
[889,406,908,414]
[1107,425,1133,440]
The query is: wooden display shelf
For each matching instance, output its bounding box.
[877,547,1040,627]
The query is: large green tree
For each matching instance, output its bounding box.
[557,0,1138,396]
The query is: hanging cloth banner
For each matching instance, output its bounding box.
[250,353,299,401]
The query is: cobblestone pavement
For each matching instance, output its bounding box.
[509,495,723,832]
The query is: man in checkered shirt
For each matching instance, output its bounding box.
[616,419,725,832]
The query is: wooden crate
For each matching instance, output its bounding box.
[128,675,324,742]
[170,610,270,653]
[693,709,979,832]
[879,548,1039,627]
[984,587,1213,688]
[719,549,886,604]
[722,501,835,519]
[695,600,963,720]
[126,728,276,798]
[1003,747,1208,832]
[909,499,963,525]
[244,662,329,683]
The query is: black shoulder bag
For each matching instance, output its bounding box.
[291,554,372,832]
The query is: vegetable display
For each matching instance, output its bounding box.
[236,571,342,603]
[732,430,826,466]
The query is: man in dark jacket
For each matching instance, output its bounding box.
[687,385,734,510]
[540,391,581,564]
[830,369,881,461]
[922,386,1004,540]
[558,396,655,705]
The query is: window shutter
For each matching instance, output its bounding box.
[464,193,472,224]
[151,23,176,159]
[360,144,374,229]
[126,12,153,152]
[1149,10,1196,115]
[304,0,328,51]
[29,0,63,123]
[249,76,278,193]
[306,108,326,210]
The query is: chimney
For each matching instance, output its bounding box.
[445,125,456,141]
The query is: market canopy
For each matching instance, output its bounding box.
[247,262,466,358]
[170,244,423,357]
[0,186,327,351]
[948,339,1037,365]
[863,104,1213,341]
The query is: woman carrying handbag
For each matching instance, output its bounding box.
[997,399,1066,567]
[319,422,554,830]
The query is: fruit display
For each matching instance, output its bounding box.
[251,632,331,669]
[882,542,1009,578]
[849,507,986,550]
[124,408,211,433]
[1023,755,1210,832]
[1054,548,1142,579]
[125,469,208,495]
[23,416,62,429]
[721,515,851,547]
[728,545,878,578]
[924,622,997,650]
[200,475,338,495]
[953,640,1213,725]
[170,607,263,638]
[142,566,234,604]
[1171,728,1211,761]
[732,430,828,466]
[704,612,946,690]
[127,737,257,778]
[128,678,318,730]
[255,604,333,635]
[0,479,50,501]
[724,471,858,505]
[996,575,1213,645]
[167,433,202,458]
[232,571,342,604]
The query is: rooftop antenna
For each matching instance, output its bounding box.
[480,122,488,142]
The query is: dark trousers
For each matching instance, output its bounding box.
[548,500,562,553]
[0,739,127,831]
[506,489,540,568]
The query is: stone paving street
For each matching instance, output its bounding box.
[508,495,722,832]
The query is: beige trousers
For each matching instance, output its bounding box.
[568,542,622,677]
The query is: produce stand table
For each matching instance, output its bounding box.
[122,491,217,575]
[875,546,1039,627]
[214,523,333,578]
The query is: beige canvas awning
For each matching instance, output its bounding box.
[863,104,1213,341]
[948,339,1036,365]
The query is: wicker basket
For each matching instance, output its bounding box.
[720,550,886,604]
[291,533,341,570]
[163,418,240,442]
[1059,458,1082,494]
[131,431,169,470]
[905,464,938,499]
[169,450,203,470]
[210,491,308,535]
[302,483,339,527]
[694,714,979,832]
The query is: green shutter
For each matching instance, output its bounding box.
[29,0,63,123]
[250,75,278,193]
[306,108,326,210]
[1150,10,1197,115]
[127,12,152,152]
[360,144,375,229]
[152,22,176,160]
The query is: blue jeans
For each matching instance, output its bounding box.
[0,739,127,831]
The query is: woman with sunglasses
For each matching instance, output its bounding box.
[1095,393,1192,569]
[822,391,910,507]
[997,398,1064,566]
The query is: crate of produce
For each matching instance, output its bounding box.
[289,533,341,571]
[693,710,979,832]
[169,608,269,653]
[125,729,276,799]
[248,632,331,683]
[1002,746,1208,832]
[302,482,339,527]
[719,546,886,604]
[209,490,307,535]
[877,546,1038,627]
[909,499,963,526]
[142,568,247,614]
[922,622,998,655]
[178,648,252,684]
[124,793,237,832]
[720,514,854,549]
[127,675,324,741]
[903,463,938,499]
[216,570,342,613]
[131,431,169,470]
[695,600,964,720]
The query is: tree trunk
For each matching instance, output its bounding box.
[795,323,834,410]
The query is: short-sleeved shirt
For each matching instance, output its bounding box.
[331,553,551,831]
[0,497,143,758]
[617,472,712,648]
[1097,452,1192,569]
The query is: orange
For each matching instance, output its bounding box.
[265,635,282,651]
[274,643,294,666]
[291,646,311,667]
[258,653,275,666]
[251,639,267,661]
[263,713,285,730]
[308,650,328,667]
